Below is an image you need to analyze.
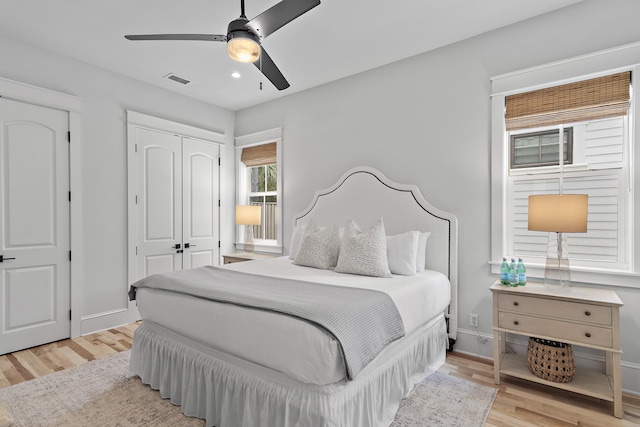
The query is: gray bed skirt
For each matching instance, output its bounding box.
[129,315,447,427]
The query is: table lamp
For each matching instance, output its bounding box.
[236,205,262,253]
[528,194,588,287]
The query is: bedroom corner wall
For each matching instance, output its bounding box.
[0,36,236,335]
[234,0,640,395]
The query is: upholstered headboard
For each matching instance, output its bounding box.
[293,166,459,346]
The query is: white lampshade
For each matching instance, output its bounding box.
[528,194,588,233]
[236,205,262,225]
[227,36,260,63]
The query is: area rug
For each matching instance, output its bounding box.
[0,351,496,427]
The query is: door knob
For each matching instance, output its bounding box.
[184,243,197,248]
[0,255,16,262]
[173,244,181,249]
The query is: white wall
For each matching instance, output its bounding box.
[1,0,638,396]
[234,0,640,394]
[0,36,237,334]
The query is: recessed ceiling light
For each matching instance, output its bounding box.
[231,72,241,79]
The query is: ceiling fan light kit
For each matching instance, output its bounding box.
[227,37,259,63]
[124,0,321,90]
[226,18,261,63]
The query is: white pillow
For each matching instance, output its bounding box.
[293,220,340,270]
[386,231,419,276]
[416,232,431,272]
[289,225,305,259]
[335,218,392,278]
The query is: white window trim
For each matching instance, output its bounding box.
[490,43,640,289]
[235,128,283,254]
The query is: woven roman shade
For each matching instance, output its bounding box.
[241,142,277,167]
[505,71,631,131]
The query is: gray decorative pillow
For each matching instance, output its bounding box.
[335,218,392,278]
[293,220,340,270]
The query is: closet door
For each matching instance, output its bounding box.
[182,139,220,269]
[131,127,220,280]
[135,127,183,277]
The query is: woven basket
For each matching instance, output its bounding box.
[527,337,575,383]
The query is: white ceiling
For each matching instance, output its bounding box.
[0,0,582,111]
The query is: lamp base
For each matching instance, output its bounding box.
[544,232,571,287]
[544,256,572,287]
[244,225,255,253]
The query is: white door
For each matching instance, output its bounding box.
[182,138,220,269]
[0,97,70,355]
[135,128,219,279]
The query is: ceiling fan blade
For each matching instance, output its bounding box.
[246,0,320,39]
[254,47,290,90]
[125,34,226,42]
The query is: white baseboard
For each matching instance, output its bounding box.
[80,304,140,336]
[454,327,640,396]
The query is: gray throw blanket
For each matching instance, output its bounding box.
[129,266,405,380]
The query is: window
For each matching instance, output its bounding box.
[491,66,636,286]
[235,129,283,253]
[248,163,277,240]
[510,128,573,169]
[509,117,628,267]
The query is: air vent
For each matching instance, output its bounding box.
[164,73,191,85]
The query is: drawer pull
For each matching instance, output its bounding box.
[514,320,519,326]
[585,311,591,316]
[585,332,592,338]
[513,301,519,306]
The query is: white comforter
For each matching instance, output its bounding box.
[135,256,450,385]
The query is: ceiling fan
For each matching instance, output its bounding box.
[125,0,321,91]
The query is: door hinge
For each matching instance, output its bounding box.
[136,246,138,255]
[218,158,221,166]
[68,191,71,202]
[135,143,138,153]
[69,310,72,321]
[135,195,138,204]
[218,199,221,207]
[218,241,221,248]
[67,131,71,143]
[69,251,72,261]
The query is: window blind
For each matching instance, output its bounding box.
[241,142,277,167]
[505,71,631,131]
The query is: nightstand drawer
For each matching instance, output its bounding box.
[223,255,248,264]
[497,293,611,326]
[498,312,613,348]
[222,253,277,264]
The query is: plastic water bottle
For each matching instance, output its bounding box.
[509,258,519,286]
[517,258,527,286]
[500,257,510,285]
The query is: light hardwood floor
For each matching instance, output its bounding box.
[1,323,639,426]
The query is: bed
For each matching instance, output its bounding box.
[128,166,458,427]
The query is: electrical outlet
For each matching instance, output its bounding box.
[469,313,479,327]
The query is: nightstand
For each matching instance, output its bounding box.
[222,252,277,264]
[490,281,624,418]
